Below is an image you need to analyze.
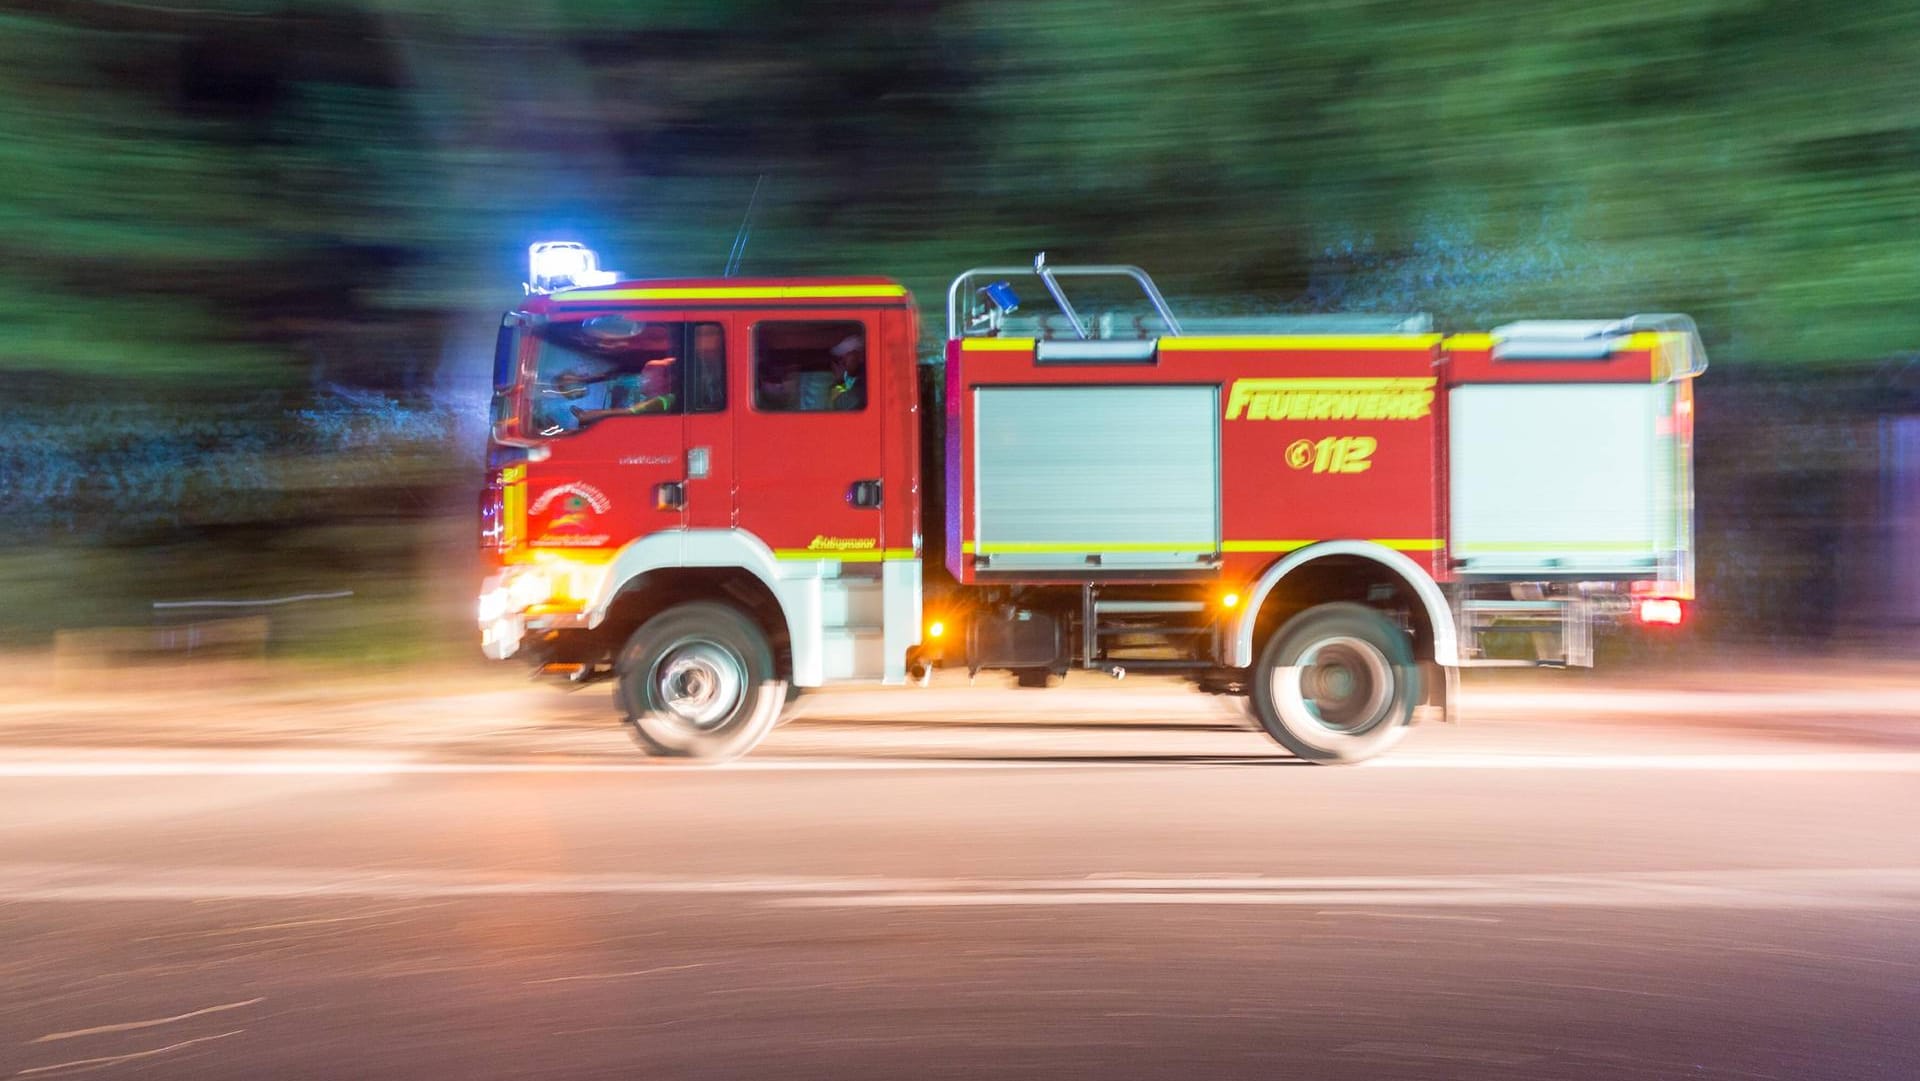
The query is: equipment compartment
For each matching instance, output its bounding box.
[1445,319,1703,586]
[972,385,1221,571]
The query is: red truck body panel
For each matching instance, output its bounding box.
[944,336,1448,592]
[942,332,1677,594]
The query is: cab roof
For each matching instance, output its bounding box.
[520,277,912,315]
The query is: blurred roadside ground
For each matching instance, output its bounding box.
[0,642,1915,762]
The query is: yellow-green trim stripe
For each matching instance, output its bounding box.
[961,538,1446,555]
[961,335,1439,353]
[962,540,1213,555]
[558,285,908,302]
[958,337,1037,352]
[773,547,919,562]
[1222,538,1446,554]
[1161,335,1442,352]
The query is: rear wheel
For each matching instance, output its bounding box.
[1249,602,1419,763]
[616,602,784,761]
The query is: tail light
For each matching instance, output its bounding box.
[1637,598,1685,626]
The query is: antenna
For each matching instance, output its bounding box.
[723,175,767,278]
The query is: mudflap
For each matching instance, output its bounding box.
[1416,661,1461,724]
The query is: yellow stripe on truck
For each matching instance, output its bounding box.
[961,539,1446,555]
[559,285,908,302]
[960,335,1440,353]
[774,547,919,562]
[1222,539,1445,553]
[966,540,1213,555]
[1162,335,1442,352]
[958,338,1038,352]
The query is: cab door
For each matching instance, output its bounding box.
[521,312,688,556]
[730,314,888,560]
[679,318,734,533]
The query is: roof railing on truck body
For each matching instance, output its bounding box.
[948,253,1431,344]
[948,253,1184,341]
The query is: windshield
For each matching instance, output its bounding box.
[528,316,685,437]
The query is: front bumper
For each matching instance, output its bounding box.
[480,613,525,660]
[477,561,603,661]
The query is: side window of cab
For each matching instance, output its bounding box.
[752,321,865,413]
[685,322,727,414]
[527,318,726,435]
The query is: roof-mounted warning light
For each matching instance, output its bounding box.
[968,280,1022,333]
[526,241,620,295]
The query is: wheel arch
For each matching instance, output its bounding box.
[600,568,790,680]
[1228,541,1457,668]
[586,529,823,684]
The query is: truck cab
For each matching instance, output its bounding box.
[480,258,924,757]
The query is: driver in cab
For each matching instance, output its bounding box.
[568,358,676,425]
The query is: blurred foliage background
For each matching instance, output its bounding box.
[2,0,1917,658]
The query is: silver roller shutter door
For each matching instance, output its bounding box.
[973,385,1221,569]
[1449,383,1675,573]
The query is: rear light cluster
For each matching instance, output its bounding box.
[1637,598,1685,626]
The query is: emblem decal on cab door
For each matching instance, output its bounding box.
[531,482,613,547]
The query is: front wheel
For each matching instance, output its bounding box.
[1249,602,1420,764]
[616,602,785,761]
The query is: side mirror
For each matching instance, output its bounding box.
[492,418,541,449]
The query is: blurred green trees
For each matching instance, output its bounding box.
[2,0,1918,382]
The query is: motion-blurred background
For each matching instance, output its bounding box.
[3,0,1917,665]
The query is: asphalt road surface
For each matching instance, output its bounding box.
[2,667,1917,1079]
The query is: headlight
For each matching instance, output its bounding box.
[477,587,510,625]
[480,558,604,626]
[507,568,553,610]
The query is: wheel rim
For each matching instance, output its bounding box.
[1280,634,1394,735]
[650,638,747,734]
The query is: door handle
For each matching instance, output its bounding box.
[846,479,883,508]
[655,481,685,511]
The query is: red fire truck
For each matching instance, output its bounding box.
[479,244,1703,762]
